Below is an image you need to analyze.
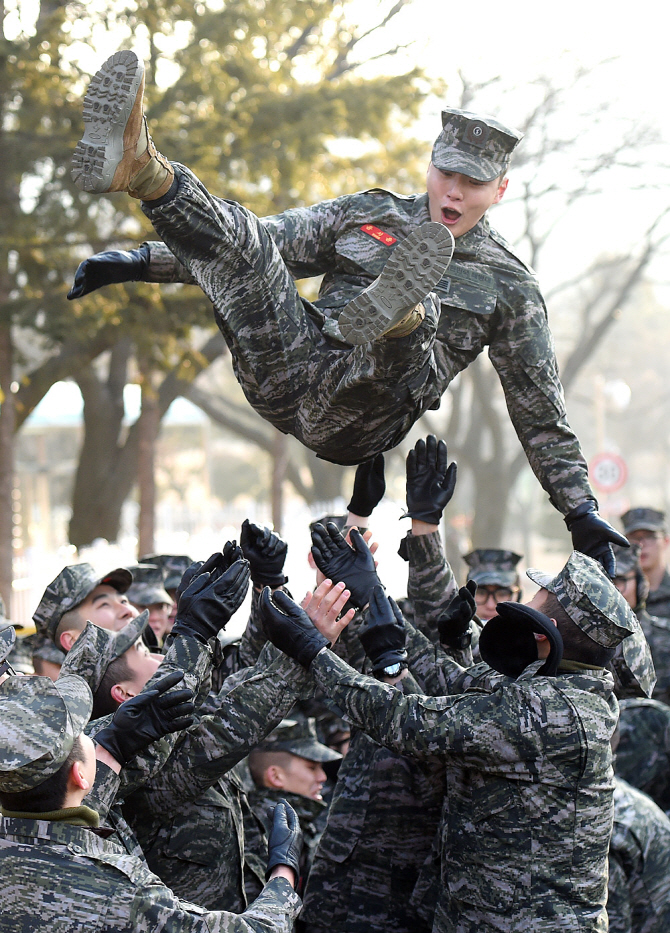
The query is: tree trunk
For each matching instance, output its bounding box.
[137,372,160,557]
[0,324,15,609]
[271,429,288,532]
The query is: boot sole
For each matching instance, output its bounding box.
[339,222,454,345]
[71,50,144,192]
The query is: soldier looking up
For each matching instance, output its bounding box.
[464,548,523,622]
[68,50,626,576]
[621,508,670,618]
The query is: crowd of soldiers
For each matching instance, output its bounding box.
[2,442,670,932]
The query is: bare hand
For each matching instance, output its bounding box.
[301,579,355,644]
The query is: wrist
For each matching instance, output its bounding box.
[269,864,297,888]
[411,518,439,536]
[95,744,122,775]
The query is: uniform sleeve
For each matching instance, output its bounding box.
[404,617,497,697]
[129,645,309,813]
[311,649,548,771]
[606,852,633,933]
[237,589,272,668]
[131,876,301,933]
[143,240,198,284]
[398,530,458,641]
[487,277,594,514]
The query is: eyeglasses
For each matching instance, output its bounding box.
[474,586,519,605]
[628,531,663,544]
[613,574,636,592]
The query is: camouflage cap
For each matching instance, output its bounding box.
[526,551,638,648]
[126,564,171,607]
[140,554,193,591]
[0,672,92,793]
[609,620,656,699]
[463,548,522,588]
[31,633,66,667]
[33,563,133,645]
[59,610,149,695]
[611,542,641,577]
[431,108,523,182]
[256,717,342,763]
[620,507,667,535]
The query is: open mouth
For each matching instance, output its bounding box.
[441,207,461,225]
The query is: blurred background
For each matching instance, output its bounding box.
[2,0,670,623]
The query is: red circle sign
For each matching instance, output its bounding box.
[589,453,628,494]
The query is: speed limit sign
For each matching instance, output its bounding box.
[589,453,628,494]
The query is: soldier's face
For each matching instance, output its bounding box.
[111,640,163,703]
[426,163,507,238]
[138,602,172,643]
[626,529,669,574]
[276,755,327,801]
[77,584,138,632]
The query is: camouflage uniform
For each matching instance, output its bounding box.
[615,698,670,816]
[620,508,670,621]
[637,613,670,704]
[308,552,638,932]
[607,777,670,933]
[302,531,462,933]
[137,112,594,516]
[0,670,301,932]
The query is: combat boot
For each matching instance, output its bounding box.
[338,222,454,346]
[71,50,173,200]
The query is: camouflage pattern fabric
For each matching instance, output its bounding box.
[126,562,172,606]
[249,786,327,892]
[463,548,522,588]
[59,614,149,694]
[607,777,670,933]
[609,609,656,700]
[646,569,670,621]
[141,180,595,513]
[140,553,193,591]
[616,698,670,816]
[0,816,300,932]
[620,507,667,536]
[310,645,619,932]
[431,109,522,182]
[639,611,670,703]
[0,625,15,663]
[33,562,132,644]
[302,674,445,933]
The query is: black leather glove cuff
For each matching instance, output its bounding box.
[131,243,151,280]
[367,647,408,675]
[94,726,128,767]
[438,619,472,650]
[251,571,289,589]
[403,506,443,525]
[564,499,598,528]
[170,618,210,645]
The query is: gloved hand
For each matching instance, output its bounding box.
[171,559,250,644]
[175,543,245,605]
[310,523,381,609]
[266,798,303,885]
[564,501,629,578]
[347,454,386,518]
[405,435,457,525]
[240,519,288,588]
[260,587,329,668]
[94,670,195,767]
[437,581,477,649]
[67,245,150,299]
[358,585,407,675]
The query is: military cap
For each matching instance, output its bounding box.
[611,542,641,578]
[0,672,92,793]
[125,563,171,607]
[620,507,667,535]
[432,108,523,182]
[30,633,66,667]
[140,553,193,591]
[59,610,149,695]
[463,548,522,588]
[33,563,133,645]
[609,621,656,699]
[526,551,638,648]
[256,717,342,763]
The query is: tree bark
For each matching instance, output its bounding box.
[0,324,15,609]
[271,429,288,533]
[137,370,160,557]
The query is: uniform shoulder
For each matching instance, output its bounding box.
[487,226,537,278]
[360,187,418,203]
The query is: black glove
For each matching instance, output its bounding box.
[260,587,329,668]
[564,501,629,578]
[175,543,245,605]
[67,245,150,299]
[240,519,288,588]
[437,580,477,649]
[405,435,457,525]
[94,670,195,766]
[171,559,250,644]
[358,585,407,675]
[347,454,386,518]
[310,522,381,609]
[266,798,303,884]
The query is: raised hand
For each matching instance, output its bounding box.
[310,522,381,609]
[240,519,288,588]
[67,245,150,299]
[405,435,457,525]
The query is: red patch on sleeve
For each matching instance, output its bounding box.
[360,224,397,246]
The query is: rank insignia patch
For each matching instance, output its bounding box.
[361,224,397,245]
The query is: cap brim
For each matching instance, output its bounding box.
[431,148,504,182]
[53,672,93,740]
[271,740,343,763]
[526,568,556,591]
[468,570,518,587]
[100,567,133,594]
[0,626,16,659]
[623,521,665,534]
[115,609,150,654]
[128,586,171,606]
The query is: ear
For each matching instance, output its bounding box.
[265,765,286,791]
[110,683,133,705]
[492,177,508,204]
[70,759,90,792]
[59,630,78,652]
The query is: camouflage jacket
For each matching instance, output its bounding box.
[302,671,444,933]
[646,569,670,620]
[607,777,670,933]
[0,816,300,932]
[310,639,619,932]
[616,698,670,816]
[638,610,670,704]
[143,188,593,515]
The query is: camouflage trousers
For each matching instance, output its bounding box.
[142,165,443,465]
